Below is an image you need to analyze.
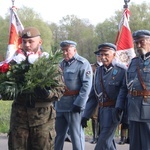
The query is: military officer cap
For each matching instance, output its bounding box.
[94,50,100,56]
[22,27,41,38]
[97,43,116,52]
[132,30,150,41]
[60,40,77,48]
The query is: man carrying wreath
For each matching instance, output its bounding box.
[6,27,64,150]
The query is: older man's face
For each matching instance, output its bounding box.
[61,46,77,61]
[134,37,150,55]
[96,55,102,63]
[100,50,116,67]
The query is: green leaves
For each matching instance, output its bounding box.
[0,50,62,100]
[23,50,62,91]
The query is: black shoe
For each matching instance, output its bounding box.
[65,136,71,142]
[118,140,125,145]
[125,138,130,144]
[118,137,126,145]
[90,138,98,144]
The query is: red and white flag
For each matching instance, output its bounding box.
[5,6,24,63]
[115,8,136,67]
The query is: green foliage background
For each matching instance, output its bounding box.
[0,2,150,63]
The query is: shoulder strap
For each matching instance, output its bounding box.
[99,67,112,101]
[137,65,147,90]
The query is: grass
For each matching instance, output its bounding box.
[85,120,93,136]
[0,100,12,133]
[85,119,120,138]
[0,101,93,135]
[0,101,120,137]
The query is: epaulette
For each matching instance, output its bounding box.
[76,55,86,64]
[112,58,127,70]
[129,56,139,65]
[116,63,127,70]
[128,56,139,67]
[131,56,139,61]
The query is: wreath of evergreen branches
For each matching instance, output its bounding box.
[0,50,62,100]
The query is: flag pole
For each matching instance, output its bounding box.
[115,0,135,67]
[12,0,15,6]
[124,0,130,8]
[5,0,24,63]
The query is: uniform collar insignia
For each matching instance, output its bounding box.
[65,57,76,66]
[104,66,113,72]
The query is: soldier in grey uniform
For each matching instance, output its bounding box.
[126,30,150,150]
[81,43,127,150]
[7,27,65,150]
[54,40,93,150]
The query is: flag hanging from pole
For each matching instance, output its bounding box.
[115,8,136,66]
[5,6,24,63]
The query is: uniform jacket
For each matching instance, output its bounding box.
[83,64,127,121]
[12,72,64,127]
[55,53,93,112]
[12,51,65,127]
[127,56,150,122]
